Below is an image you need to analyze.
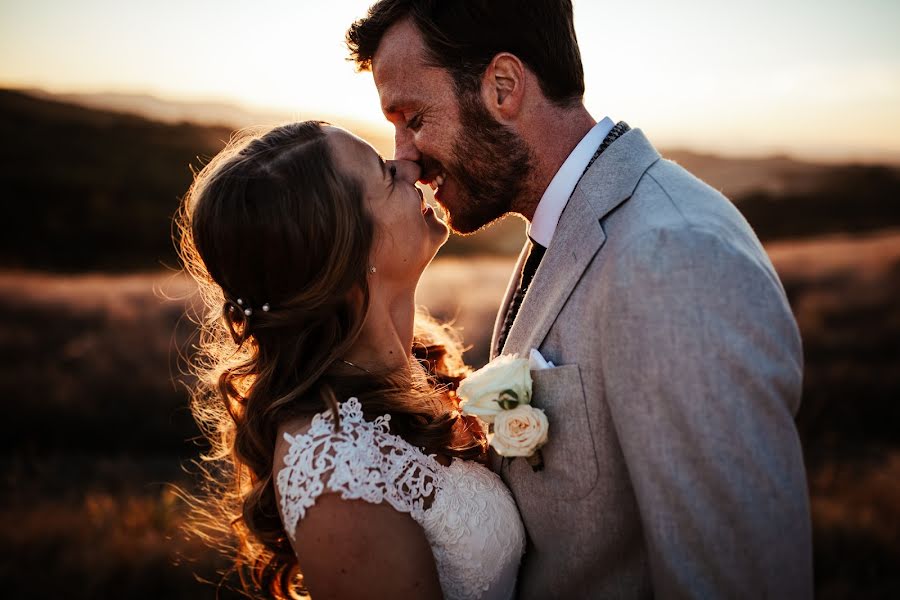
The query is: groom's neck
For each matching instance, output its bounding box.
[512,102,596,222]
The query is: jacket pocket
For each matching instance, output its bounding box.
[504,363,600,500]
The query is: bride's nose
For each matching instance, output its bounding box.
[388,159,421,183]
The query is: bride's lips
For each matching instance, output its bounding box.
[416,186,428,215]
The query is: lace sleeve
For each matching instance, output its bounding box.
[276,397,444,541]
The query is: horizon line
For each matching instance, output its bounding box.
[5,81,900,167]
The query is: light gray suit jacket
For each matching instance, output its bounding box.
[490,129,812,599]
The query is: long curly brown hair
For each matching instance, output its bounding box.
[175,121,485,598]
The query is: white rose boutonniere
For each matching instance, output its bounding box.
[456,353,532,424]
[492,404,550,457]
[458,350,552,471]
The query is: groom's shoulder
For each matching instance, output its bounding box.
[600,156,764,261]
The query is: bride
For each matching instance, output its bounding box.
[177,121,525,599]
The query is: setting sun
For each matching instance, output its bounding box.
[1,0,898,162]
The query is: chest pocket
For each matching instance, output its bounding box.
[503,363,599,500]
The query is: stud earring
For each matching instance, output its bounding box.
[369,266,377,274]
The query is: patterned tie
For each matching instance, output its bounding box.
[495,121,631,354]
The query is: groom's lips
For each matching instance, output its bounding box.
[421,171,448,196]
[419,158,447,190]
[419,161,450,208]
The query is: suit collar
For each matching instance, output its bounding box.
[497,128,661,357]
[575,128,661,224]
[528,118,615,248]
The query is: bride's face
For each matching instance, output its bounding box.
[326,127,449,285]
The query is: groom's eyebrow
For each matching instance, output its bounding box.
[383,98,413,117]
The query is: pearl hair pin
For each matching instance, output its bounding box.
[231,298,271,317]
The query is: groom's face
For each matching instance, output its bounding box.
[372,19,531,235]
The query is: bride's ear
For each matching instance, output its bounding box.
[480,53,526,123]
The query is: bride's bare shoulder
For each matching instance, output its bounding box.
[290,493,443,599]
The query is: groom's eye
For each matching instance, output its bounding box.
[406,113,424,131]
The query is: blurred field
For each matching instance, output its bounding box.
[2,230,899,598]
[768,232,900,599]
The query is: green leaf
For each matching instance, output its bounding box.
[497,390,520,410]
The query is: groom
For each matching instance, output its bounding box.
[347,1,812,598]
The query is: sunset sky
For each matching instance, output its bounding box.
[1,0,898,162]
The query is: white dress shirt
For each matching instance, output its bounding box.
[528,117,615,248]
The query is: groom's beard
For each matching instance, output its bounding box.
[439,93,533,235]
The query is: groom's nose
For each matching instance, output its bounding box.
[393,127,421,163]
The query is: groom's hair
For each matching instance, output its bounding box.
[347,0,585,107]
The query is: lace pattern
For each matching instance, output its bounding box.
[276,397,525,600]
[423,460,526,600]
[276,397,443,541]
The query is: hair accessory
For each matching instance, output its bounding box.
[228,297,270,313]
[222,296,272,345]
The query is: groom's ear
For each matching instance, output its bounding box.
[480,53,526,122]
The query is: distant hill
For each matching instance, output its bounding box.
[2,88,899,271]
[0,89,234,271]
[665,150,832,198]
[20,88,395,155]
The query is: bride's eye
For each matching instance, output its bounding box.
[387,164,397,188]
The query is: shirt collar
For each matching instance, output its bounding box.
[528,117,615,248]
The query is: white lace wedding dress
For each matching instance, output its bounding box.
[276,397,525,600]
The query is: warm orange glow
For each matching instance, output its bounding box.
[0,0,898,161]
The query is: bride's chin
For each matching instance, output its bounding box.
[434,228,450,252]
[420,235,447,270]
[429,218,450,245]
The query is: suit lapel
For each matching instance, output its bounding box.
[500,129,662,356]
[500,194,604,356]
[490,240,530,360]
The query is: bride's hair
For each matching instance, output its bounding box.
[175,121,484,598]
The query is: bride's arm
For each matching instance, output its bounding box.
[290,493,444,600]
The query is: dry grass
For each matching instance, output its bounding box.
[0,455,243,599]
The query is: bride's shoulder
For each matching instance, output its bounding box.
[274,397,444,540]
